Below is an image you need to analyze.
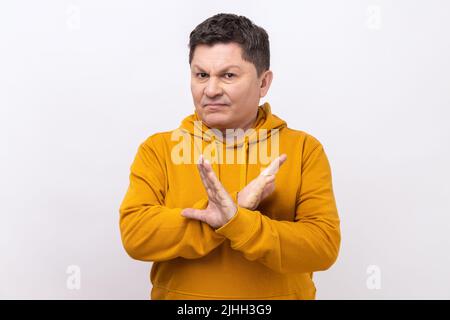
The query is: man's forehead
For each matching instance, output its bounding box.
[191,43,247,70]
[191,63,242,71]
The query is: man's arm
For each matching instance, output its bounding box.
[119,137,225,262]
[215,143,341,274]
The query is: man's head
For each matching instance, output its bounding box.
[189,13,273,133]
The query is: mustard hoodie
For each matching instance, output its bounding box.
[119,102,341,300]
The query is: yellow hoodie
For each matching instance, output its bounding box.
[119,102,341,300]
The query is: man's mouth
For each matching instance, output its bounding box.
[204,104,228,110]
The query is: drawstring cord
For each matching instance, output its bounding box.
[239,136,249,189]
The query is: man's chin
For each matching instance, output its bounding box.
[202,114,230,129]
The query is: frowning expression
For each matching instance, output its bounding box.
[190,42,272,132]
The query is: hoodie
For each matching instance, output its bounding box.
[119,102,341,300]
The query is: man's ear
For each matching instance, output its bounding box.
[259,70,273,98]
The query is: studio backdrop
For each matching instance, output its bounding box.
[1,0,449,299]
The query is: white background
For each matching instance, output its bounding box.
[1,0,449,299]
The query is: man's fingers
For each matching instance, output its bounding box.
[197,155,213,191]
[260,154,287,176]
[255,174,270,190]
[259,175,275,193]
[197,166,216,200]
[197,155,225,203]
[198,155,212,184]
[264,177,275,189]
[197,161,207,186]
[264,174,276,184]
[201,157,224,192]
[181,208,206,223]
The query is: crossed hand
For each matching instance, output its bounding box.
[181,154,288,229]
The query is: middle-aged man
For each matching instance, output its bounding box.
[119,13,341,300]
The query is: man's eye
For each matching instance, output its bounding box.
[197,73,208,78]
[224,73,235,79]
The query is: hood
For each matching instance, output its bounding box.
[178,102,287,188]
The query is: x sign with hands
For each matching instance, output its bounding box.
[237,154,287,210]
[181,154,288,229]
[181,155,237,229]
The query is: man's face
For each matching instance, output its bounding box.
[190,42,272,132]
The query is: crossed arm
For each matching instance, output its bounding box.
[180,153,286,229]
[119,137,340,274]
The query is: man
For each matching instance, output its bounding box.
[119,13,341,300]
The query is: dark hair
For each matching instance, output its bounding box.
[188,13,270,78]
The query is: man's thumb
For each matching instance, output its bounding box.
[181,208,206,222]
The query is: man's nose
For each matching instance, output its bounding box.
[204,77,223,98]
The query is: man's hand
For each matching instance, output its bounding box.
[237,154,287,210]
[181,155,237,229]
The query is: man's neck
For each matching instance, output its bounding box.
[219,109,259,141]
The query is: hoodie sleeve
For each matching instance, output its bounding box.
[119,136,226,262]
[214,140,341,274]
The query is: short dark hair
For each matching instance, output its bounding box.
[188,13,270,78]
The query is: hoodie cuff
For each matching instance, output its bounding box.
[214,206,259,249]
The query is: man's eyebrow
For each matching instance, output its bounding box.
[191,64,241,72]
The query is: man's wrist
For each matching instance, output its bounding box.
[224,204,238,224]
[236,191,247,209]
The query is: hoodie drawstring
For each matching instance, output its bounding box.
[239,136,249,189]
[211,135,221,181]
